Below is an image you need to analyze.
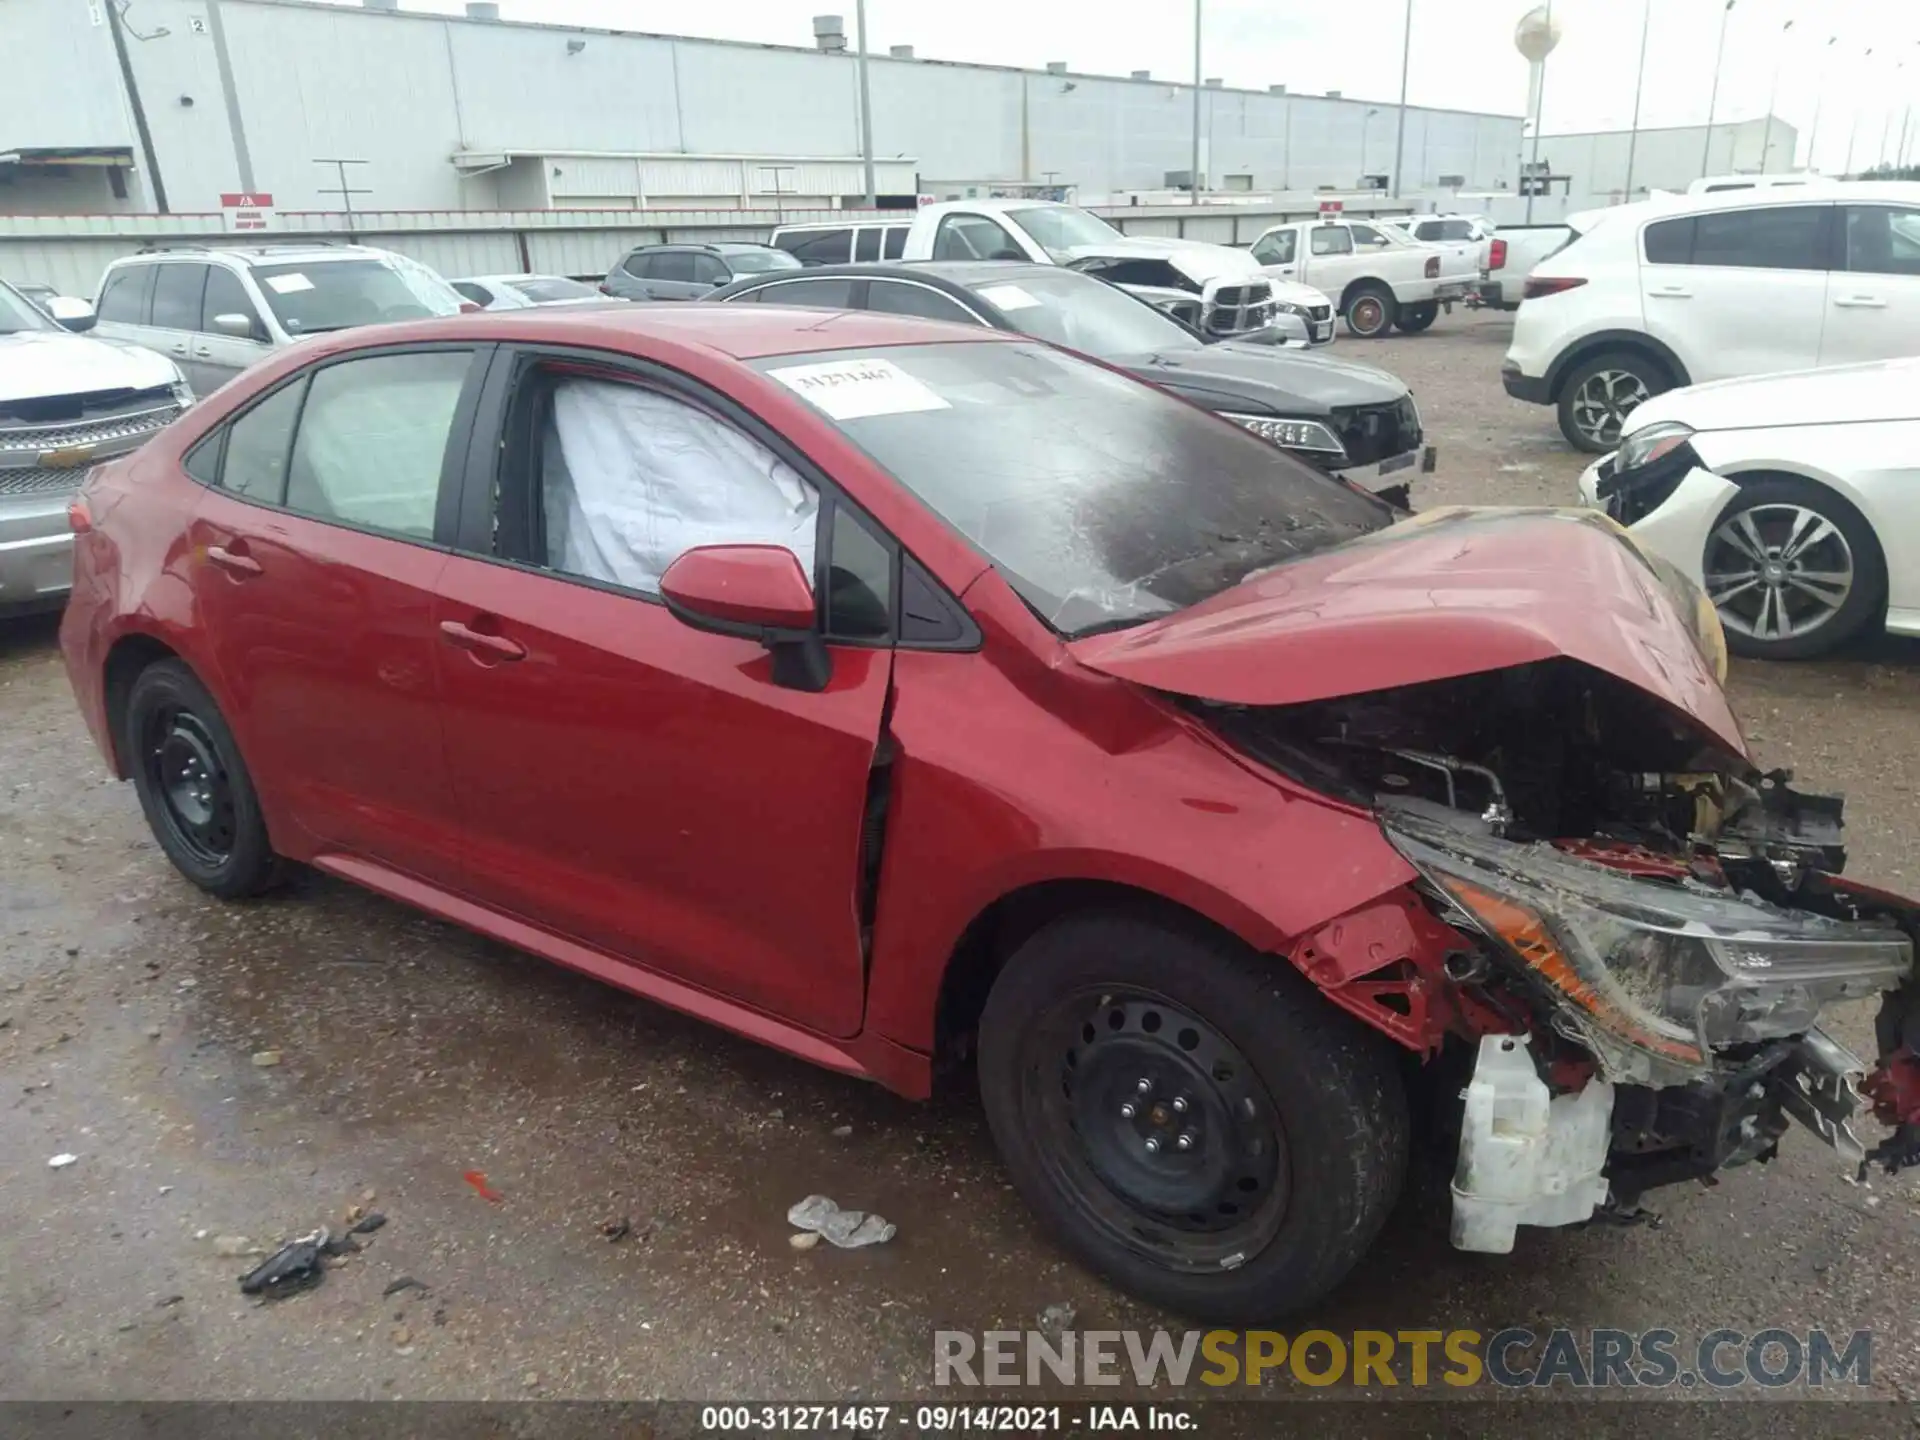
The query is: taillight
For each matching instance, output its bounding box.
[1424,255,1440,279]
[1489,238,1508,271]
[1523,275,1588,300]
[67,498,93,534]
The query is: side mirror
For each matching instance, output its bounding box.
[47,296,97,332]
[659,544,830,692]
[710,276,730,288]
[213,312,260,340]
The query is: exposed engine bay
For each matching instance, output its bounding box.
[1196,657,1920,1249]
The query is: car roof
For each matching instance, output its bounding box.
[629,241,785,254]
[771,219,908,233]
[1649,180,1920,215]
[116,243,397,268]
[728,260,1061,289]
[460,273,576,284]
[298,301,1019,363]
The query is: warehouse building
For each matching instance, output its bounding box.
[1,0,1524,216]
[1537,117,1803,210]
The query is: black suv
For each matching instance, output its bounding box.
[601,243,801,301]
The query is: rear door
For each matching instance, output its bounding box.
[645,250,705,300]
[1639,204,1832,382]
[184,345,486,885]
[429,348,895,1036]
[1821,202,1920,365]
[92,263,158,352]
[142,262,209,381]
[191,265,274,392]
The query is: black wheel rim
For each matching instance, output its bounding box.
[143,705,237,868]
[1018,986,1289,1274]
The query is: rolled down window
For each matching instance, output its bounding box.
[541,378,818,595]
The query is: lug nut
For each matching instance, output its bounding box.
[1143,1137,1161,1154]
[1176,1133,1194,1151]
[1119,1102,1136,1119]
[1172,1097,1189,1114]
[1136,1077,1153,1094]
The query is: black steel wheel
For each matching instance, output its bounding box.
[123,660,283,898]
[978,911,1409,1321]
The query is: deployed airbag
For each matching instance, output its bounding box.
[543,379,818,593]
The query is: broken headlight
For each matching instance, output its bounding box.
[1222,412,1348,459]
[1614,420,1695,475]
[1384,802,1912,1086]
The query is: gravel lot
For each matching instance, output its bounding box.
[3,314,1919,1410]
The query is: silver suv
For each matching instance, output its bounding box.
[93,243,466,395]
[1,279,191,613]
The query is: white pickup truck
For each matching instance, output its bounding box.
[900,200,1339,344]
[1248,217,1480,338]
[1469,224,1575,311]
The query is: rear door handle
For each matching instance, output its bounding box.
[193,345,212,357]
[1648,286,1692,298]
[439,618,527,662]
[1835,295,1887,308]
[206,544,263,577]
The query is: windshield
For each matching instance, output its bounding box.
[508,276,598,302]
[977,271,1200,356]
[1006,206,1124,257]
[0,280,57,336]
[755,342,1390,636]
[726,249,804,275]
[251,257,465,335]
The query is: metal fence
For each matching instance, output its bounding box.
[0,199,1419,298]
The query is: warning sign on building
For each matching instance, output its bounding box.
[220,193,276,231]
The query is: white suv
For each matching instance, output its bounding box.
[1503,182,1920,452]
[93,243,466,396]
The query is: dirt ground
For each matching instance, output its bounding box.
[4,313,1920,1408]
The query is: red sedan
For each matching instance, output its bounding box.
[60,304,1920,1319]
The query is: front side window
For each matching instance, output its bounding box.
[537,376,818,597]
[754,342,1389,636]
[250,258,464,336]
[1309,226,1354,256]
[283,351,472,538]
[933,214,1024,262]
[96,265,155,325]
[1843,206,1920,276]
[1252,229,1297,266]
[148,263,208,331]
[1349,223,1391,248]
[202,266,265,336]
[691,254,731,286]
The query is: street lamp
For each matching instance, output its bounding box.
[1191,0,1203,203]
[1700,0,1736,179]
[1361,106,1380,180]
[1390,0,1413,197]
[856,0,875,207]
[1623,0,1653,198]
[1760,19,1794,173]
[1806,35,1837,171]
[1844,47,1874,177]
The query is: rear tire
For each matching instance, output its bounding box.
[1393,301,1439,333]
[1556,350,1670,453]
[124,660,283,899]
[1343,284,1398,339]
[977,911,1409,1321]
[1703,476,1886,661]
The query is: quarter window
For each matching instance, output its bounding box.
[1843,206,1920,277]
[283,352,471,539]
[824,505,893,641]
[97,265,155,325]
[219,380,307,503]
[148,264,208,330]
[866,281,980,324]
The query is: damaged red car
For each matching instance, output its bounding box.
[60,304,1920,1320]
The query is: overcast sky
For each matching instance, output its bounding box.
[330,0,1920,173]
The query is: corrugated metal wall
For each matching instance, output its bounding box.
[7,0,1524,216]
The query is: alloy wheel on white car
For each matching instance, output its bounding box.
[1705,504,1855,648]
[1568,368,1650,448]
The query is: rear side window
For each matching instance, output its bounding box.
[882,227,908,260]
[854,229,883,262]
[149,264,208,330]
[651,252,697,283]
[780,229,853,265]
[747,278,855,309]
[284,351,471,539]
[1643,206,1831,270]
[97,264,155,325]
[219,380,307,502]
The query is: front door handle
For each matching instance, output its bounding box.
[193,345,213,357]
[1835,295,1887,308]
[439,619,527,662]
[1648,286,1692,298]
[206,544,263,577]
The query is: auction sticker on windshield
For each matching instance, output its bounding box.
[977,284,1042,311]
[766,357,951,420]
[264,273,315,294]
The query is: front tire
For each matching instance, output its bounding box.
[124,660,283,898]
[977,911,1409,1321]
[1556,351,1670,452]
[1343,284,1398,339]
[1703,476,1886,660]
[1393,301,1439,333]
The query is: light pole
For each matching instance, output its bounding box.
[1760,19,1794,173]
[1844,47,1873,177]
[1390,0,1413,197]
[856,0,875,207]
[1700,0,1736,180]
[1361,107,1380,181]
[1881,65,1905,173]
[1623,0,1653,199]
[1191,0,1203,203]
[1806,35,1836,171]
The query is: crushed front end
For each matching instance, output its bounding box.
[1200,658,1920,1253]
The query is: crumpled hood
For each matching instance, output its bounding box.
[1061,236,1268,284]
[0,331,182,406]
[1116,342,1406,414]
[1069,506,1743,753]
[1626,356,1920,435]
